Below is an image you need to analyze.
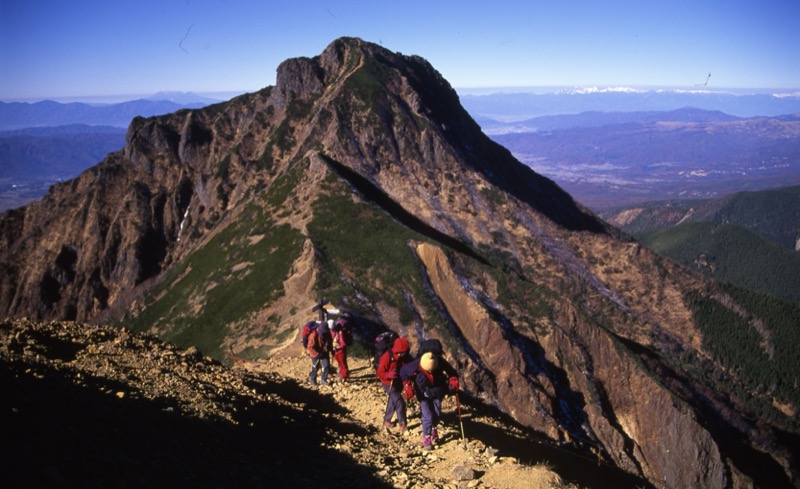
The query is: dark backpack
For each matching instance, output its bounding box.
[416,338,443,358]
[301,321,319,348]
[397,339,442,383]
[372,330,399,370]
[405,338,456,394]
[399,357,421,382]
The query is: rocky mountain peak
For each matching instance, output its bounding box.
[1,38,798,488]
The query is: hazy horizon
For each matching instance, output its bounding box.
[2,1,798,102]
[4,84,800,106]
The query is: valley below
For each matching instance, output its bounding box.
[490,115,800,210]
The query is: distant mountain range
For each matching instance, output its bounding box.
[474,107,744,135]
[0,93,222,210]
[143,91,222,105]
[460,88,800,124]
[0,125,127,210]
[0,125,126,178]
[0,93,222,130]
[3,89,800,214]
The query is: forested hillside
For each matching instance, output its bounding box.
[638,222,800,304]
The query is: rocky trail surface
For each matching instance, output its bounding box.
[1,319,648,488]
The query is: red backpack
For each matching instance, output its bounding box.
[301,321,319,348]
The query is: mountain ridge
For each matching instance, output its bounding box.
[1,37,797,488]
[600,185,800,305]
[601,185,800,250]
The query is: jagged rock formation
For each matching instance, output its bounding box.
[0,38,797,488]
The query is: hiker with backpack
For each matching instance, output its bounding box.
[372,330,398,371]
[401,340,459,450]
[330,316,351,382]
[376,336,413,433]
[306,319,333,386]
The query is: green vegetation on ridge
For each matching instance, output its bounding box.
[308,182,447,334]
[123,198,303,359]
[606,185,800,250]
[639,222,800,304]
[687,284,800,430]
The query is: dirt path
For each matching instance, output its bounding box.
[243,348,577,489]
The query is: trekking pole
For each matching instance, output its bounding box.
[455,392,467,448]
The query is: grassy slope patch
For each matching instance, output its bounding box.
[308,184,447,333]
[124,199,303,359]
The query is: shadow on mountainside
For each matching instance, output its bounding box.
[320,153,490,265]
[0,357,390,489]
[454,396,654,489]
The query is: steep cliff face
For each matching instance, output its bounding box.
[0,38,797,488]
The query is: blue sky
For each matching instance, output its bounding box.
[2,0,798,102]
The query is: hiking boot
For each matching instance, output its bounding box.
[320,380,329,386]
[309,378,317,386]
[383,420,395,431]
[422,435,433,450]
[431,427,439,444]
[398,423,408,434]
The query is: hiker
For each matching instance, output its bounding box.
[412,351,459,450]
[377,336,413,432]
[307,319,333,386]
[331,317,351,382]
[372,330,399,371]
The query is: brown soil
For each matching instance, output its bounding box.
[247,346,582,488]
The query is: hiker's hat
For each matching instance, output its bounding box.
[392,337,410,355]
[420,351,438,372]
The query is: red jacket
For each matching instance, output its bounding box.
[377,350,410,387]
[306,329,331,358]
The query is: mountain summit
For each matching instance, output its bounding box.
[0,38,797,488]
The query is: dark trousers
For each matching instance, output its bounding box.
[309,354,329,384]
[420,398,442,436]
[383,383,407,425]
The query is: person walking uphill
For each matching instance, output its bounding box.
[330,317,351,382]
[377,337,412,432]
[413,351,459,450]
[307,320,333,386]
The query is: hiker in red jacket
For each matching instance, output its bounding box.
[376,337,412,432]
[330,317,351,381]
[307,320,332,386]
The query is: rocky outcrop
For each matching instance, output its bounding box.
[413,242,729,488]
